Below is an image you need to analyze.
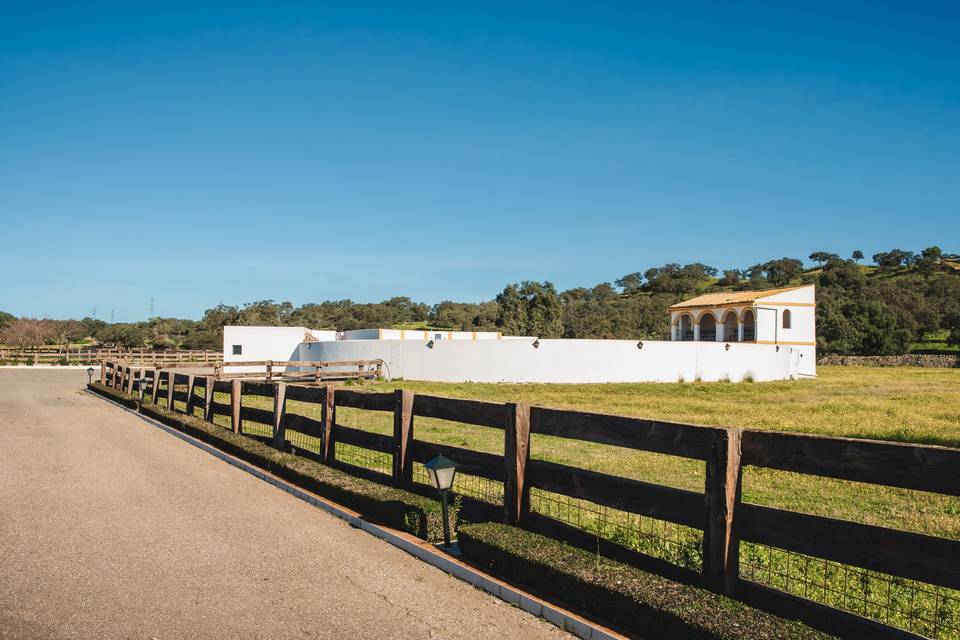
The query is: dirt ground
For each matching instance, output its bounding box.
[0,369,567,640]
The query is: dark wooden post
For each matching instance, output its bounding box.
[504,402,531,525]
[100,362,106,385]
[272,382,287,449]
[167,372,175,410]
[321,386,336,464]
[703,427,743,596]
[184,374,196,416]
[231,379,242,434]
[392,389,415,487]
[203,376,214,422]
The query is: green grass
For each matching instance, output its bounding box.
[912,330,960,354]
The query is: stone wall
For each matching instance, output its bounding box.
[818,354,960,368]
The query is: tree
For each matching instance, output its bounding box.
[915,246,943,275]
[642,263,717,295]
[717,270,741,287]
[0,318,54,349]
[809,252,839,267]
[496,281,563,337]
[615,272,644,294]
[0,311,13,331]
[749,258,804,287]
[851,250,864,262]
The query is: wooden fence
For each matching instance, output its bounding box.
[2,348,222,365]
[101,361,960,639]
[214,360,384,383]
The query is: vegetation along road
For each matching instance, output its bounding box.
[0,369,567,640]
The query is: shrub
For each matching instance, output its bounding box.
[459,523,833,640]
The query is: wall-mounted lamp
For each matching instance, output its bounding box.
[636,341,644,350]
[724,343,731,351]
[775,345,781,352]
[532,338,540,349]
[426,340,435,349]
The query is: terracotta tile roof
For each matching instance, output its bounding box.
[668,285,806,310]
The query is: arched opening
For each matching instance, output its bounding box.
[742,309,756,341]
[723,311,738,342]
[678,314,694,341]
[698,313,717,341]
[782,309,792,329]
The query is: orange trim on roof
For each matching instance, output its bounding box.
[668,285,811,310]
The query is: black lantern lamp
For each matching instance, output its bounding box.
[424,454,457,548]
[86,367,95,384]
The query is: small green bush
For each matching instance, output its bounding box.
[459,523,834,640]
[87,382,139,409]
[138,402,455,542]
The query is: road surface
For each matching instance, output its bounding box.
[0,369,567,639]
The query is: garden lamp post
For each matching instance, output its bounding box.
[86,367,94,384]
[424,454,457,548]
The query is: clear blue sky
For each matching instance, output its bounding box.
[2,1,957,321]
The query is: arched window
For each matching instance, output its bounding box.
[782,309,792,329]
[698,313,717,341]
[678,314,694,341]
[741,309,756,341]
[723,311,738,342]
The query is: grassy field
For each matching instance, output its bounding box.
[192,365,960,637]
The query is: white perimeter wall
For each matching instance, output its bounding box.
[223,326,309,372]
[298,338,807,383]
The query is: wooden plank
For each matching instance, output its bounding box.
[393,390,415,487]
[334,390,394,412]
[504,402,531,525]
[410,441,504,481]
[321,386,335,464]
[151,370,162,405]
[332,424,394,453]
[210,401,231,416]
[184,375,196,415]
[739,503,960,590]
[212,380,232,394]
[741,430,960,497]
[166,371,175,409]
[703,428,743,595]
[99,362,106,385]
[231,379,242,433]
[412,394,504,429]
[283,412,324,438]
[284,385,326,403]
[240,406,274,425]
[530,406,720,460]
[525,459,703,529]
[242,381,276,397]
[272,383,286,449]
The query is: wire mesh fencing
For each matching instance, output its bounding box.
[528,487,704,572]
[741,542,960,640]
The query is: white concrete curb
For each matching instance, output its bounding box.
[85,390,626,640]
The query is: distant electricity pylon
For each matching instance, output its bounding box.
[150,298,155,316]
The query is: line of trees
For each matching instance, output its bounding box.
[3,246,958,356]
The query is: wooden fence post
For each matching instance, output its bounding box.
[321,386,336,463]
[392,389,415,487]
[112,362,120,388]
[266,360,273,383]
[137,368,146,403]
[231,379,242,434]
[184,375,196,416]
[703,427,743,596]
[151,369,161,405]
[125,367,135,394]
[99,362,106,385]
[203,376,214,422]
[167,372,175,410]
[272,382,287,449]
[504,402,531,525]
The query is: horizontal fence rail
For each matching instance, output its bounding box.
[109,359,960,640]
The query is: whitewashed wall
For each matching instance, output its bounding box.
[298,338,803,383]
[223,326,309,372]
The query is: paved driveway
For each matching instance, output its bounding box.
[0,369,567,639]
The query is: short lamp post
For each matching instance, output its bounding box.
[86,367,95,384]
[424,454,457,549]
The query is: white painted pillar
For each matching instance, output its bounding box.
[716,323,725,342]
[737,322,744,342]
[693,322,700,342]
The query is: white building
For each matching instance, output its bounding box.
[221,285,816,383]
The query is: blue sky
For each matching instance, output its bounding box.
[2,1,957,321]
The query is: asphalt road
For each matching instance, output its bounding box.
[0,369,567,639]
